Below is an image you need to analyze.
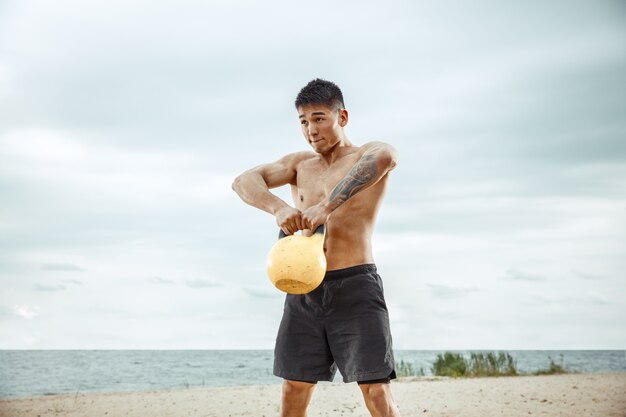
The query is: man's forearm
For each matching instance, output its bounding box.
[323,145,397,212]
[232,173,289,215]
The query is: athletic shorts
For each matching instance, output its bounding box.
[273,264,396,384]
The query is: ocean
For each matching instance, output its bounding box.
[1,350,624,398]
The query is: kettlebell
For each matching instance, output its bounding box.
[266,225,326,294]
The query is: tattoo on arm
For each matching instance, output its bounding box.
[327,154,378,209]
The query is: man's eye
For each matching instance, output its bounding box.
[316,118,323,122]
[301,120,308,125]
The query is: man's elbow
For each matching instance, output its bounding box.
[379,145,398,172]
[232,169,264,197]
[232,174,245,195]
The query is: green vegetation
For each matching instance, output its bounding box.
[467,351,517,377]
[396,359,414,377]
[532,354,569,375]
[396,359,425,377]
[396,351,571,379]
[432,352,468,377]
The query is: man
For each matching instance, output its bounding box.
[232,78,401,417]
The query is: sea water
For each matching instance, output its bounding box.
[1,350,624,398]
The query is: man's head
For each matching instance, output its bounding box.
[295,79,349,154]
[294,78,345,111]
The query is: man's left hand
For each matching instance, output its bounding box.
[301,203,332,231]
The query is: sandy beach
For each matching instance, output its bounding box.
[1,372,624,417]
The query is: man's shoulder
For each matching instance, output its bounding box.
[360,140,394,151]
[279,151,318,168]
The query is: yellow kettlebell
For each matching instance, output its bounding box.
[266,225,326,294]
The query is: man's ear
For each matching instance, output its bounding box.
[339,109,349,127]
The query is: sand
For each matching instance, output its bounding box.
[1,373,625,417]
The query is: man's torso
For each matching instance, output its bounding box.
[289,146,390,270]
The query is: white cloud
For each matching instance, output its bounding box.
[503,268,547,282]
[41,263,84,271]
[587,291,610,305]
[185,279,221,289]
[148,276,175,285]
[33,283,67,292]
[13,305,41,320]
[243,287,283,299]
[427,283,480,299]
[572,271,604,281]
[0,127,234,206]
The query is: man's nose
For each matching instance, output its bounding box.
[307,124,318,136]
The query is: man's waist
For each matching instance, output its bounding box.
[324,264,377,281]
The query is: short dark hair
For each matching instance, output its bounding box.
[294,78,345,110]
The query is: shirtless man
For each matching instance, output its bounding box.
[232,79,401,417]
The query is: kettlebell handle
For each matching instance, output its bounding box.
[278,224,325,240]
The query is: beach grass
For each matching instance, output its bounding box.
[532,354,570,375]
[432,352,468,377]
[397,351,572,378]
[396,359,425,377]
[467,351,518,377]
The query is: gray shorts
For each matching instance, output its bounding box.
[273,264,396,383]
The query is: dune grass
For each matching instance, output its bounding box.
[432,352,469,377]
[397,351,571,378]
[396,359,425,377]
[532,354,569,375]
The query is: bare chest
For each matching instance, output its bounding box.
[292,157,357,209]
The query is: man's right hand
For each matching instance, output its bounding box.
[275,206,304,236]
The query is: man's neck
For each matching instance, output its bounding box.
[318,137,354,165]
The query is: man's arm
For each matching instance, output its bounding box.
[301,142,398,229]
[232,151,314,235]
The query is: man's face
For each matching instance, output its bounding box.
[297,104,347,153]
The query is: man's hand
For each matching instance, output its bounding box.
[301,203,331,232]
[275,206,304,236]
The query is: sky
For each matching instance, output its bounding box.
[0,0,625,350]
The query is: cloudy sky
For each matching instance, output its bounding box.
[1,0,624,350]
